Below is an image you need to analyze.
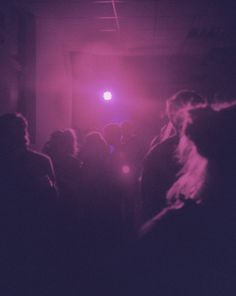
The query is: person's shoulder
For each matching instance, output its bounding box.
[145,135,178,163]
[26,149,52,164]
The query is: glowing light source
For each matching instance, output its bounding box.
[122,165,130,174]
[103,91,112,101]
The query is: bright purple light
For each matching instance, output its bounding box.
[103,91,112,101]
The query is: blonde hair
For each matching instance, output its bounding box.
[167,100,236,206]
[167,135,208,206]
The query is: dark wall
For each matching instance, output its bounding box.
[15,8,36,143]
[0,6,36,143]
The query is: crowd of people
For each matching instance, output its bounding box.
[0,90,235,295]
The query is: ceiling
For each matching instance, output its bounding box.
[3,0,236,56]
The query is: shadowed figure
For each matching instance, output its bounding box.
[103,123,137,236]
[0,113,57,197]
[120,121,145,234]
[120,121,144,179]
[103,123,123,172]
[79,131,124,244]
[43,128,82,205]
[0,113,58,295]
[110,102,236,296]
[57,131,125,294]
[140,90,205,223]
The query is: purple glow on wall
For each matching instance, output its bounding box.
[70,47,163,133]
[103,91,112,101]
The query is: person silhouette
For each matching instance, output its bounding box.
[140,90,205,223]
[0,112,58,295]
[128,102,236,296]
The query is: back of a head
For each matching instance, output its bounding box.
[62,129,78,157]
[0,113,29,153]
[104,123,122,146]
[186,103,236,161]
[166,90,206,130]
[167,101,236,205]
[44,129,78,159]
[82,131,109,163]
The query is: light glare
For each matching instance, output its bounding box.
[103,91,112,101]
[122,165,130,174]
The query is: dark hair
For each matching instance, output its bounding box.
[186,103,236,159]
[62,129,79,157]
[82,131,109,162]
[167,101,236,206]
[44,128,78,157]
[0,113,30,149]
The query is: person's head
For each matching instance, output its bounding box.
[81,131,109,164]
[61,129,79,157]
[186,103,236,162]
[167,101,236,205]
[104,123,122,146]
[159,90,206,142]
[44,128,78,158]
[0,113,30,153]
[166,90,206,131]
